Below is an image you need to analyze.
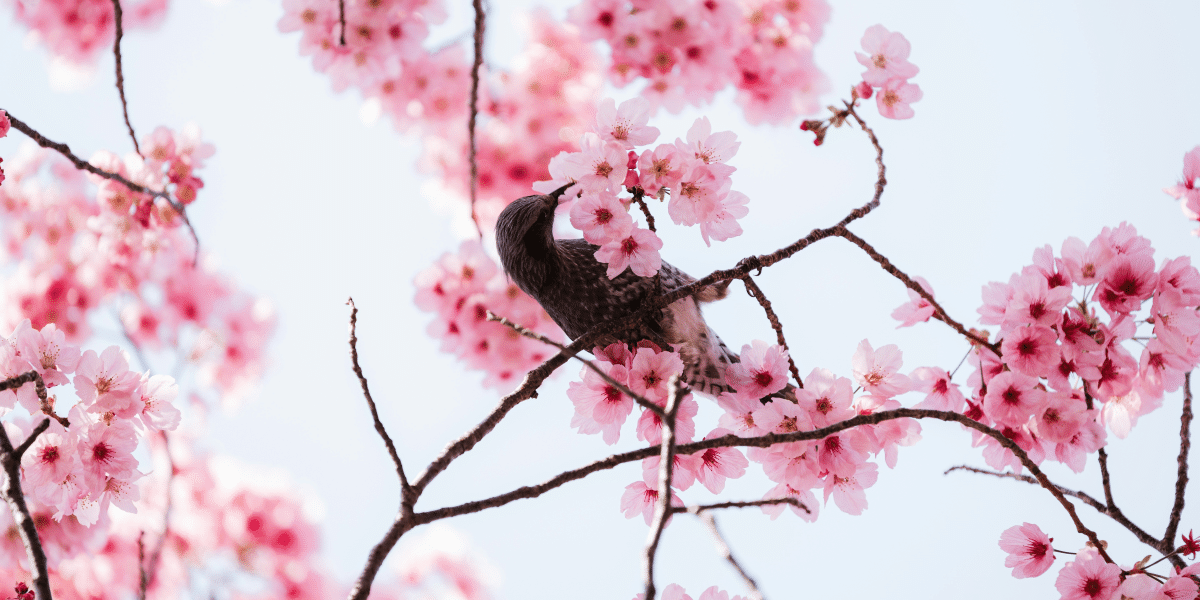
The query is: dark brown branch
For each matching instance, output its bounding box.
[945,465,1181,569]
[110,0,140,156]
[466,0,486,239]
[739,275,803,389]
[337,0,346,46]
[832,228,998,354]
[0,418,54,600]
[697,512,763,600]
[415,408,1113,563]
[1166,371,1193,546]
[643,376,684,600]
[2,111,200,264]
[347,299,410,494]
[632,188,656,232]
[0,370,64,428]
[673,498,810,515]
[487,311,664,418]
[834,103,885,229]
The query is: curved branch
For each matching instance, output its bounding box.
[1165,371,1193,545]
[347,299,410,494]
[466,0,486,239]
[2,110,201,264]
[110,0,140,156]
[0,418,53,600]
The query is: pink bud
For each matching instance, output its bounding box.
[855,81,874,100]
[626,150,638,170]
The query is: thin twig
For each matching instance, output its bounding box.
[0,417,53,600]
[945,465,1179,569]
[487,311,665,417]
[466,0,486,239]
[110,0,140,156]
[739,275,802,389]
[697,511,763,600]
[138,532,148,600]
[1166,371,1193,545]
[337,0,346,46]
[347,299,410,494]
[643,376,684,600]
[632,188,656,232]
[2,111,201,264]
[833,228,997,354]
[674,498,809,515]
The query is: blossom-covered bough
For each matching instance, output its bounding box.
[4,0,1200,598]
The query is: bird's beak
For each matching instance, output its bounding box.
[548,182,574,202]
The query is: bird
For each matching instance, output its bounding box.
[495,183,742,397]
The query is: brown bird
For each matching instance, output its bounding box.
[495,184,741,396]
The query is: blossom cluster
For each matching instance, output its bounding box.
[1,437,495,600]
[9,0,168,64]
[567,338,920,524]
[532,97,748,279]
[414,241,564,392]
[996,523,1200,600]
[854,24,922,120]
[0,320,179,528]
[568,0,830,124]
[890,223,1200,474]
[0,140,274,403]
[1165,146,1200,234]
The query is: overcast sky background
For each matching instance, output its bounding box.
[4,0,1200,598]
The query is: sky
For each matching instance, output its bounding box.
[3,0,1200,598]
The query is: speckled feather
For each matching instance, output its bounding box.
[495,189,739,396]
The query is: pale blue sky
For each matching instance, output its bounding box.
[3,0,1200,598]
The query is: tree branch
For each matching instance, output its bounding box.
[739,275,803,389]
[347,299,410,495]
[0,418,53,600]
[832,228,998,354]
[110,0,140,156]
[1165,371,1193,546]
[466,0,486,239]
[487,311,664,417]
[1,110,201,264]
[643,376,684,600]
[696,511,763,600]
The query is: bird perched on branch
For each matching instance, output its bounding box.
[495,184,741,397]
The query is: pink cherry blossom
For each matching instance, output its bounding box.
[619,481,680,525]
[0,110,9,138]
[594,97,660,149]
[851,339,911,398]
[675,116,740,167]
[983,371,1047,427]
[1164,146,1200,206]
[1156,256,1200,305]
[1001,325,1060,378]
[796,367,855,427]
[642,452,701,491]
[726,340,789,400]
[1095,253,1157,315]
[1061,235,1115,286]
[760,483,818,522]
[696,587,746,600]
[855,25,919,86]
[716,391,765,436]
[911,367,966,412]
[1005,272,1072,329]
[569,191,634,244]
[636,395,698,445]
[136,373,182,431]
[637,144,685,197]
[822,461,878,515]
[78,420,140,491]
[691,428,748,493]
[568,133,629,192]
[998,522,1056,578]
[875,77,923,120]
[668,164,724,227]
[1032,390,1089,444]
[698,190,749,246]
[1055,547,1121,600]
[594,226,663,278]
[74,346,143,417]
[891,276,936,328]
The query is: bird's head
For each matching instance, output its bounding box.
[495,183,573,294]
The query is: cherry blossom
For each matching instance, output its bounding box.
[875,77,923,120]
[594,97,660,149]
[851,339,911,398]
[726,340,790,400]
[998,523,1055,578]
[891,276,936,328]
[594,226,664,278]
[856,24,919,86]
[569,191,634,244]
[1055,547,1121,600]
